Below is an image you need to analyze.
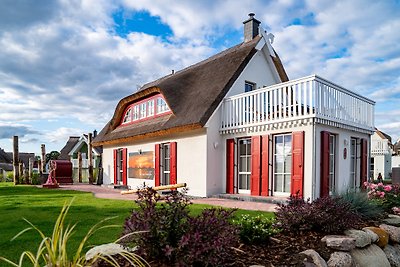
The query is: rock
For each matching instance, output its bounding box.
[384,215,400,227]
[300,249,327,267]
[384,244,400,267]
[327,252,354,267]
[363,226,389,248]
[321,235,356,251]
[351,244,390,267]
[85,243,130,261]
[380,224,400,243]
[344,229,371,248]
[362,227,379,243]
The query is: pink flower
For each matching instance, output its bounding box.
[380,192,385,198]
[384,185,392,192]
[378,182,384,187]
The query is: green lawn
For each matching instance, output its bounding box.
[0,182,273,264]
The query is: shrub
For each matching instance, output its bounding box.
[337,190,384,220]
[121,187,191,262]
[31,172,41,185]
[121,186,239,266]
[178,208,239,266]
[0,198,148,267]
[233,214,280,244]
[364,182,400,211]
[6,171,13,182]
[275,194,362,234]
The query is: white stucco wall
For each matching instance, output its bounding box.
[102,129,208,197]
[393,155,400,168]
[314,125,370,196]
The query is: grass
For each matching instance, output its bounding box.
[0,182,273,265]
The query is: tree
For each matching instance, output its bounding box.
[46,151,60,164]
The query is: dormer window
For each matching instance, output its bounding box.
[122,108,132,124]
[245,81,256,92]
[157,97,169,114]
[120,94,171,126]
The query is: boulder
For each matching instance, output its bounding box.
[300,249,327,267]
[363,226,389,247]
[362,227,379,243]
[344,229,371,248]
[351,244,390,267]
[384,244,400,267]
[321,235,356,251]
[327,252,354,267]
[380,224,400,243]
[384,215,400,227]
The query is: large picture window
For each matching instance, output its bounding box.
[274,134,292,194]
[238,138,251,193]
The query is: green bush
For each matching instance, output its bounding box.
[31,172,41,185]
[337,190,384,220]
[6,171,13,182]
[233,214,280,244]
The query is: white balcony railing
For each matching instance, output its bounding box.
[371,140,391,155]
[220,75,375,133]
[71,159,97,168]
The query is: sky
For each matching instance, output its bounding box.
[0,0,400,154]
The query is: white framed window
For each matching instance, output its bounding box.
[139,102,147,119]
[132,105,139,121]
[238,138,251,194]
[329,134,336,194]
[161,143,170,185]
[122,108,132,124]
[157,97,169,114]
[273,134,292,195]
[350,138,357,188]
[245,81,256,92]
[147,99,154,117]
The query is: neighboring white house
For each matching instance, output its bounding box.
[370,129,393,180]
[93,14,375,200]
[59,133,101,182]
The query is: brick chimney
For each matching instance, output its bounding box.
[243,13,261,42]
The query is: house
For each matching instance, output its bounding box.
[93,14,375,199]
[59,133,101,182]
[0,148,13,180]
[370,129,393,180]
[392,138,400,170]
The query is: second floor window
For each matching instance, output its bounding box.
[157,98,169,114]
[245,81,255,92]
[122,108,131,124]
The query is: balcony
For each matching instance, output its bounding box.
[371,140,391,155]
[220,75,375,134]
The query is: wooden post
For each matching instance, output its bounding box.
[38,159,42,176]
[18,163,23,184]
[28,157,33,184]
[88,133,93,184]
[78,152,82,183]
[13,136,19,185]
[41,144,46,173]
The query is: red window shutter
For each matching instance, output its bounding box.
[320,131,330,197]
[113,149,118,184]
[261,135,269,196]
[251,136,261,196]
[226,139,235,194]
[361,138,368,186]
[291,131,304,197]
[170,142,177,184]
[155,144,160,186]
[122,148,127,185]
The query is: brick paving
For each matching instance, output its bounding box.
[58,184,277,212]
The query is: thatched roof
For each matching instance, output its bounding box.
[93,36,287,146]
[59,136,80,160]
[0,148,12,164]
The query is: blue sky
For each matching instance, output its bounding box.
[0,0,400,154]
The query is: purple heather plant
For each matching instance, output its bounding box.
[275,194,362,234]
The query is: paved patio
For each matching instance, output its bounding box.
[58,184,278,212]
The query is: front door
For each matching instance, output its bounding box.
[238,138,251,194]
